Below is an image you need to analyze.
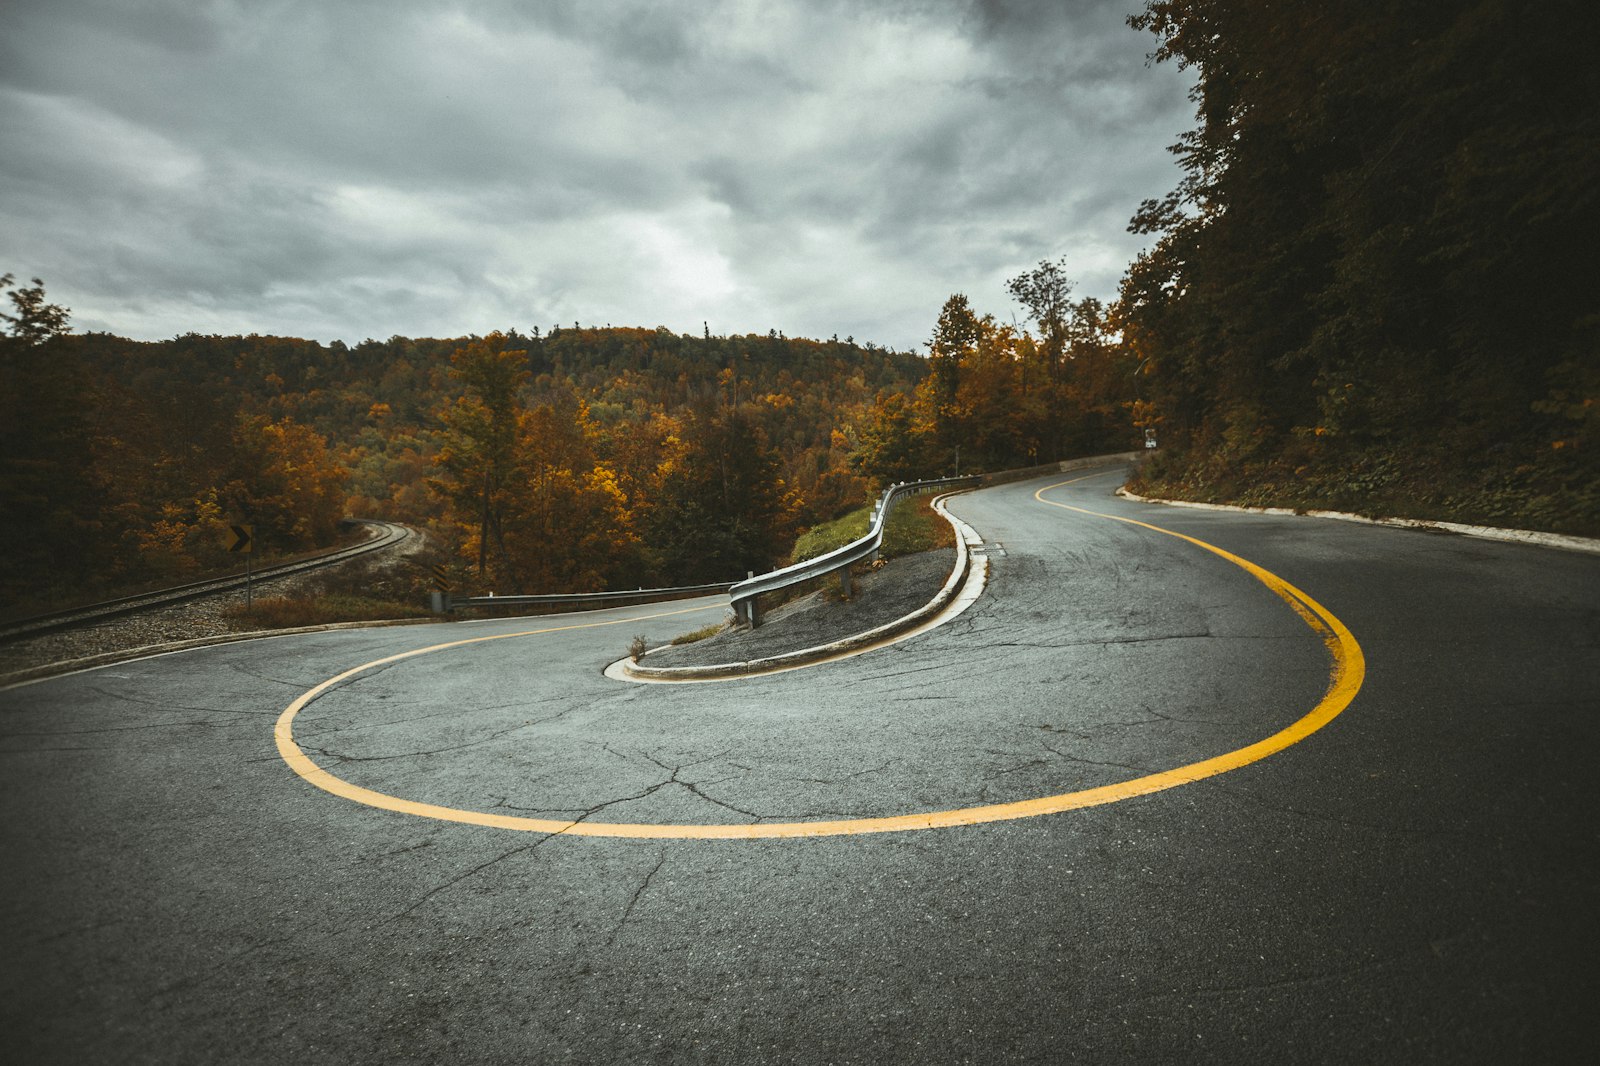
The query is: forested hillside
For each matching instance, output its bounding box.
[0,295,941,608]
[1118,0,1599,531]
[3,261,1152,613]
[849,276,1142,486]
[7,0,1594,617]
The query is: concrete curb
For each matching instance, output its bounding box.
[620,491,984,682]
[1114,487,1600,556]
[0,616,438,690]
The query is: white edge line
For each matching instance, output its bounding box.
[1114,487,1600,556]
[1,596,728,692]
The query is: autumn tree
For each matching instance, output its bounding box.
[955,319,1028,470]
[503,392,644,592]
[1008,258,1091,460]
[648,403,800,583]
[1006,258,1074,386]
[850,391,930,487]
[927,294,982,471]
[0,276,106,601]
[0,274,72,342]
[852,289,1141,483]
[1058,297,1132,455]
[226,416,348,548]
[431,333,529,579]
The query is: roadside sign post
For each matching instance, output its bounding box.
[227,524,255,610]
[430,563,452,613]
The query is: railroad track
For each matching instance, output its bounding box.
[0,520,414,643]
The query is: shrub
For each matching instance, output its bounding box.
[225,592,430,631]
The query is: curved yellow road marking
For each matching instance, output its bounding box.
[275,478,1364,838]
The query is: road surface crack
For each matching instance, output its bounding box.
[79,685,241,715]
[372,838,554,929]
[790,759,894,785]
[1039,741,1157,776]
[984,755,1049,779]
[605,851,668,946]
[225,664,316,688]
[636,750,765,822]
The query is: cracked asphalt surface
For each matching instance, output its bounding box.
[4,469,1598,1063]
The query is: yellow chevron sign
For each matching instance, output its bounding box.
[226,524,254,553]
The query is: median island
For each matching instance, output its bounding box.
[640,547,957,668]
[637,492,961,671]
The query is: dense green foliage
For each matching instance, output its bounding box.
[1119,0,1599,531]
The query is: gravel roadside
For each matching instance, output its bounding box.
[0,530,432,684]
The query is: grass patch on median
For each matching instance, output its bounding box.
[670,621,727,645]
[790,509,871,563]
[789,494,954,565]
[882,495,957,556]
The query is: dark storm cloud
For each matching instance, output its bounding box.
[0,0,1193,347]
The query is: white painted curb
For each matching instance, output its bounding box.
[1114,487,1600,556]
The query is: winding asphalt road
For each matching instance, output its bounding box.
[4,469,1597,1063]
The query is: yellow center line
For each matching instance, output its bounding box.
[274,477,1365,839]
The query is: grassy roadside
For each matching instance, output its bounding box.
[1126,445,1600,537]
[220,557,436,630]
[224,592,432,630]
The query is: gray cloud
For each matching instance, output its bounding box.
[0,0,1193,348]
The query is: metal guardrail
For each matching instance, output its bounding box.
[445,581,735,613]
[728,475,981,626]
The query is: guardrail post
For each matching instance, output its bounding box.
[838,563,852,598]
[735,572,762,628]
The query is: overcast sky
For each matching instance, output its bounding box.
[1,0,1193,351]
